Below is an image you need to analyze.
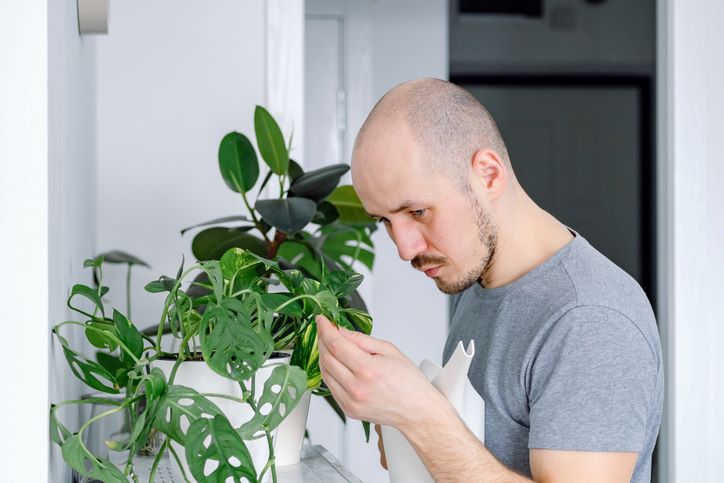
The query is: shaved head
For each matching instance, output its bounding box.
[354,78,511,190]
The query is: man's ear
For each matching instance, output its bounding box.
[470,148,508,200]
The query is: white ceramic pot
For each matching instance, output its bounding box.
[273,389,312,466]
[153,352,290,479]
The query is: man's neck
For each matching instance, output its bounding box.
[480,195,573,289]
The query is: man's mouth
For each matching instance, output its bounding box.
[423,266,441,277]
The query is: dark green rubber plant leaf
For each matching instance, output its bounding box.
[61,435,127,483]
[54,331,119,394]
[312,201,340,226]
[185,415,257,483]
[255,198,316,234]
[326,185,376,225]
[239,364,307,438]
[288,158,304,181]
[112,309,143,363]
[289,164,350,202]
[180,215,251,235]
[218,131,260,193]
[98,250,150,268]
[192,227,267,261]
[199,300,274,381]
[153,385,224,446]
[254,105,289,175]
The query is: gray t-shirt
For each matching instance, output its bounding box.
[443,233,663,482]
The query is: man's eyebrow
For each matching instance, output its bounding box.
[366,200,417,218]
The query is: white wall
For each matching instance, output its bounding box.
[0,1,49,480]
[658,1,724,481]
[95,0,268,327]
[450,0,655,74]
[1,0,97,481]
[48,0,99,480]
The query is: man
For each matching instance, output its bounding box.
[315,78,663,482]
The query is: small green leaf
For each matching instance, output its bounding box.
[85,319,118,351]
[291,322,321,390]
[185,415,257,483]
[68,284,104,318]
[61,435,127,483]
[254,106,289,175]
[239,364,307,437]
[339,308,373,335]
[144,275,177,293]
[326,185,376,225]
[54,331,119,394]
[362,420,371,443]
[192,227,267,261]
[255,198,316,234]
[289,164,350,202]
[96,352,130,388]
[113,310,143,362]
[218,131,260,193]
[325,271,364,298]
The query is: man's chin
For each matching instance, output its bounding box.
[432,275,475,295]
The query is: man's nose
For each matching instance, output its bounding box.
[390,221,427,261]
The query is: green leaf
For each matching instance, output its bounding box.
[85,319,118,351]
[180,215,252,235]
[192,227,267,261]
[49,404,72,446]
[325,271,364,299]
[144,275,177,293]
[54,331,119,394]
[326,185,376,225]
[68,284,104,318]
[218,131,260,193]
[200,301,274,381]
[339,308,373,335]
[200,260,224,303]
[96,352,130,388]
[291,322,322,390]
[61,435,127,483]
[83,255,104,269]
[277,240,322,281]
[288,159,304,180]
[319,227,375,271]
[239,364,307,437]
[255,198,316,234]
[98,250,150,268]
[362,420,371,443]
[154,385,224,446]
[113,310,143,362]
[185,415,257,483]
[312,201,340,226]
[254,105,289,175]
[219,247,270,287]
[289,164,350,202]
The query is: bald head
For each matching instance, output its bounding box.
[354,78,511,190]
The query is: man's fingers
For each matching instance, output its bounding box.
[317,337,356,390]
[316,316,370,371]
[338,325,394,356]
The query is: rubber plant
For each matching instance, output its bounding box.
[177,106,377,426]
[50,246,371,482]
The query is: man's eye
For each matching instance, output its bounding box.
[411,209,426,217]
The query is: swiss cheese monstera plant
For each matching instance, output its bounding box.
[50,247,372,482]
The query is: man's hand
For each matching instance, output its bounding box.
[315,314,449,430]
[374,424,388,470]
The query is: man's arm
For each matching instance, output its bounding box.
[316,315,638,482]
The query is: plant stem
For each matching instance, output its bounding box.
[148,439,168,483]
[241,190,272,245]
[167,443,191,483]
[126,264,133,320]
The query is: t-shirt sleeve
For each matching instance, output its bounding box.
[527,305,658,452]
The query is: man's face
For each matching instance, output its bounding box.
[352,123,497,294]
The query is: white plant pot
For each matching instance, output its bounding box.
[273,389,312,466]
[153,352,290,479]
